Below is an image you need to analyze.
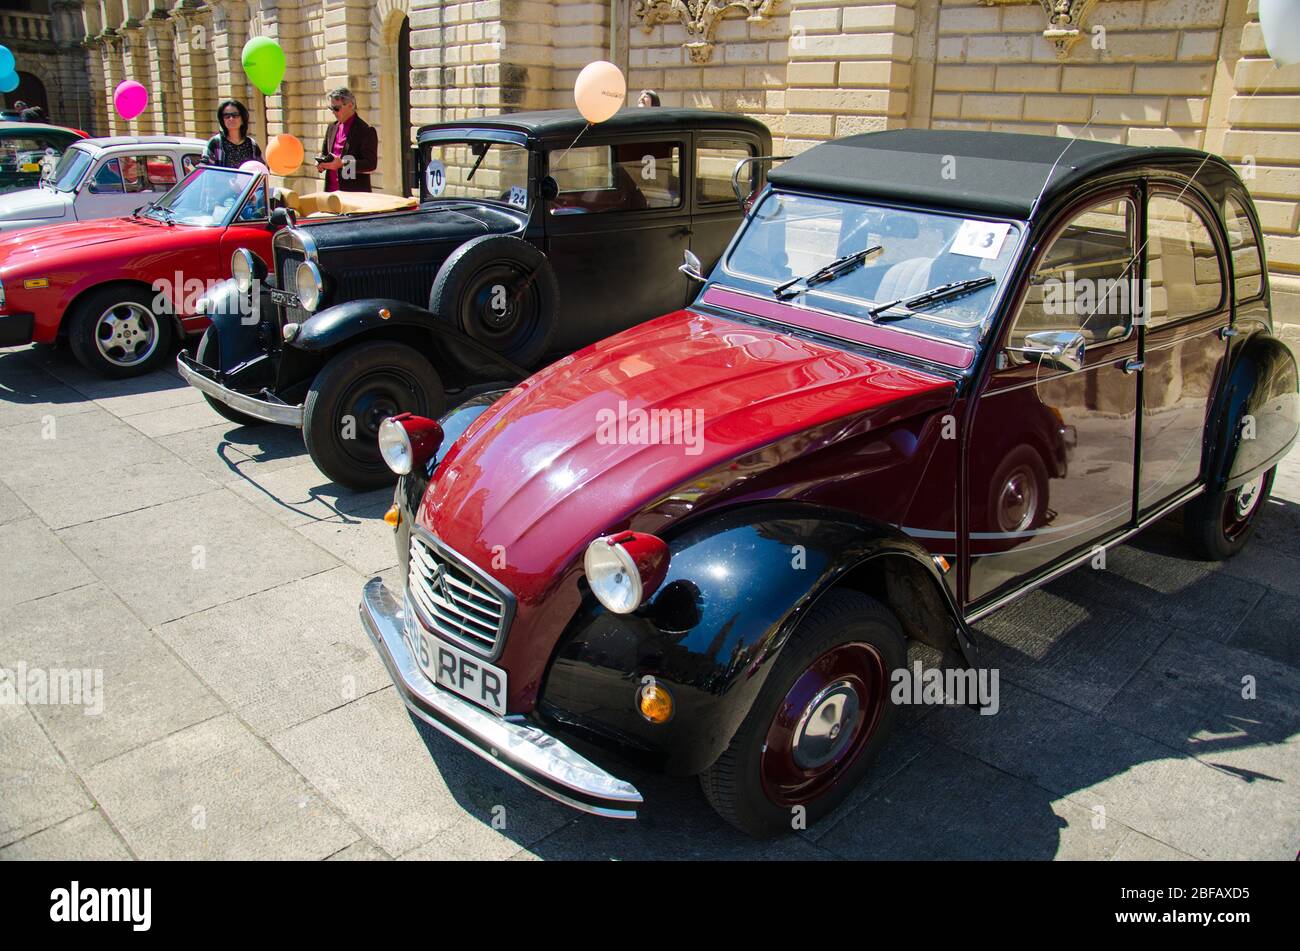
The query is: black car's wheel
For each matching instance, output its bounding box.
[429,234,559,367]
[988,445,1049,534]
[700,590,906,838]
[303,341,446,490]
[67,285,174,378]
[195,327,266,427]
[1183,467,1275,560]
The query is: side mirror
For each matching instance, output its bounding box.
[680,249,705,283]
[269,207,295,230]
[1007,330,1086,372]
[540,176,559,201]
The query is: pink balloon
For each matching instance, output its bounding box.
[238,160,269,176]
[114,80,148,121]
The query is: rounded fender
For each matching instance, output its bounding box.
[1206,330,1299,490]
[538,501,975,776]
[290,298,530,381]
[200,278,269,369]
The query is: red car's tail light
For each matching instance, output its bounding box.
[378,413,444,476]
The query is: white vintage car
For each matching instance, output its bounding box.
[0,135,207,234]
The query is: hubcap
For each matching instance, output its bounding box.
[760,642,887,807]
[462,263,538,350]
[94,302,159,367]
[337,370,428,467]
[997,468,1038,533]
[1223,474,1265,540]
[1234,476,1263,519]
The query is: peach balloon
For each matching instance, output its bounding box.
[266,134,305,175]
[573,60,626,124]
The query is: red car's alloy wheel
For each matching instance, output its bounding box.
[759,641,888,807]
[94,301,160,368]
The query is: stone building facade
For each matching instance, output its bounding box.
[70,0,1300,322]
[0,1,95,129]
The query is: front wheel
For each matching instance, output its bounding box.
[1183,467,1275,560]
[67,285,174,378]
[700,590,906,838]
[303,341,446,490]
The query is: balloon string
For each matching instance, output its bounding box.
[555,122,591,170]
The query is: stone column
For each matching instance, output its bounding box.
[144,8,178,134]
[120,2,154,134]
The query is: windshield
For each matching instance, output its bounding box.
[51,147,93,191]
[0,131,74,177]
[420,139,530,209]
[145,165,257,226]
[724,193,1023,349]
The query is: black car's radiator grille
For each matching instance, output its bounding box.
[337,264,440,307]
[276,248,304,290]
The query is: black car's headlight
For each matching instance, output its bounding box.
[295,260,323,312]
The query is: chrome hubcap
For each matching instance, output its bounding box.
[94,302,159,367]
[792,680,860,771]
[1234,476,1264,519]
[997,470,1037,533]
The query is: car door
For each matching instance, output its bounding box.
[77,157,143,219]
[542,134,691,353]
[966,187,1141,606]
[1136,186,1230,514]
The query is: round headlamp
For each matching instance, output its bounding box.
[231,248,257,294]
[295,260,323,312]
[378,416,413,475]
[583,531,670,615]
[378,413,444,476]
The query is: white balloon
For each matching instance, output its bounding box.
[574,60,626,124]
[239,160,270,176]
[1259,0,1300,67]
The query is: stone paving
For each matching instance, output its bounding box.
[0,341,1296,861]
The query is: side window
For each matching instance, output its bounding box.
[91,158,124,193]
[1222,194,1264,301]
[144,155,177,191]
[1008,197,1136,351]
[237,180,268,221]
[1146,195,1224,326]
[697,138,756,204]
[547,142,681,214]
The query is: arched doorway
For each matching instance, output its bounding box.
[372,1,412,196]
[4,72,48,114]
[398,16,412,193]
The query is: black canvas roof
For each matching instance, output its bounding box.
[419,107,769,142]
[767,129,1217,219]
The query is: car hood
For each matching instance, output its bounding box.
[0,215,162,263]
[419,309,956,602]
[294,200,524,253]
[0,186,68,221]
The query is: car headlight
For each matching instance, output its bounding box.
[295,260,323,312]
[231,248,257,294]
[378,413,445,476]
[583,532,670,614]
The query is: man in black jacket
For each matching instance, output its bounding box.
[316,87,378,193]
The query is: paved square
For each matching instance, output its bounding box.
[0,342,1296,860]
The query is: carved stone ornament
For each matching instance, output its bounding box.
[633,1,782,64]
[978,0,1105,59]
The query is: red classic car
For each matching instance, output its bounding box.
[361,130,1298,836]
[0,163,275,377]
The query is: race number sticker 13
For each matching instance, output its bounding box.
[425,159,447,198]
[951,219,1011,259]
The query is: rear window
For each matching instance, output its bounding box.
[547,142,682,214]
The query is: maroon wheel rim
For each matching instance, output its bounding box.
[1222,474,1264,542]
[760,641,888,808]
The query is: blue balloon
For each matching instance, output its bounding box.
[0,72,18,95]
[0,46,13,77]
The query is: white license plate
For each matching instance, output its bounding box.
[408,623,508,717]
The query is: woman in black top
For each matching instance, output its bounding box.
[202,99,264,169]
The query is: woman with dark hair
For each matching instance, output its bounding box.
[201,99,264,168]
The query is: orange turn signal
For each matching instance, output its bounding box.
[637,682,673,724]
[383,505,400,529]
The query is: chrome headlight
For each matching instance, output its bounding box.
[378,414,444,476]
[378,416,413,475]
[295,260,323,312]
[583,532,670,615]
[231,248,257,294]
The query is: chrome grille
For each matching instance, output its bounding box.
[407,533,512,659]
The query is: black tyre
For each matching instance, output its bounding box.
[987,445,1049,534]
[1183,467,1275,560]
[428,234,559,367]
[303,341,446,490]
[194,326,266,427]
[700,589,907,838]
[67,284,174,378]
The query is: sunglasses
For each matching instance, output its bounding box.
[222,112,241,119]
[329,104,346,112]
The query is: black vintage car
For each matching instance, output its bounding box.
[178,108,771,488]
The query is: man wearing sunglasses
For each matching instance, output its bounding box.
[317,87,378,193]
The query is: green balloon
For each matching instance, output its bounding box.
[241,36,286,96]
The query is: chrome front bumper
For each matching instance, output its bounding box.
[176,352,305,427]
[358,577,643,820]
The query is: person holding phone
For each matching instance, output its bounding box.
[316,88,377,193]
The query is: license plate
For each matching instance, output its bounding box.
[270,289,300,308]
[408,622,507,717]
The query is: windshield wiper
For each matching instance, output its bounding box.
[774,245,883,300]
[868,275,995,320]
[466,145,490,182]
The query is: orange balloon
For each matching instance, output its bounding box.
[574,61,626,123]
[265,134,304,176]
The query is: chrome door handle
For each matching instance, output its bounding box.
[1219,325,1238,340]
[1121,359,1144,374]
